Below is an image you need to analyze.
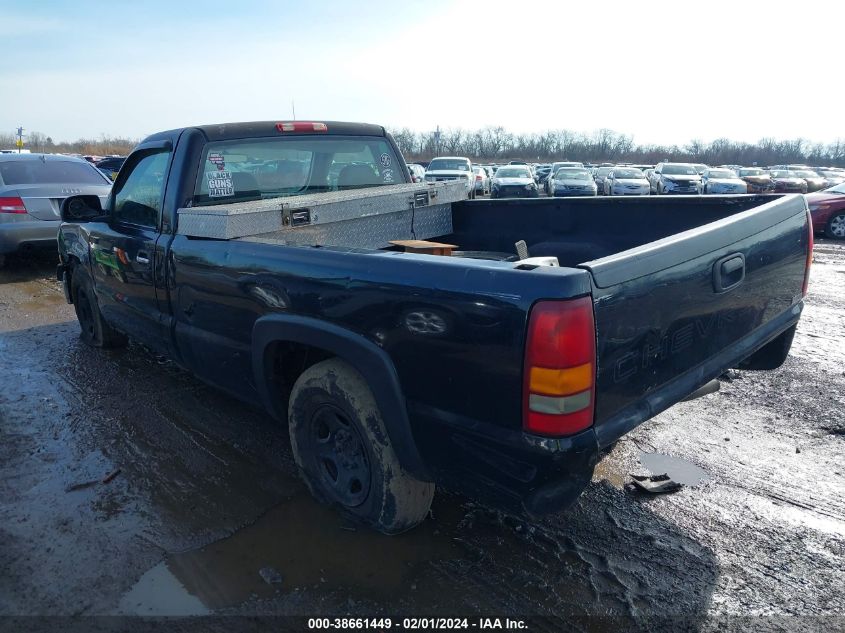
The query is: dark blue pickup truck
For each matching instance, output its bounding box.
[57,121,812,533]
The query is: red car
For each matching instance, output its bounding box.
[806,182,845,239]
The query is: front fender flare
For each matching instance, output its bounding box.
[252,314,431,481]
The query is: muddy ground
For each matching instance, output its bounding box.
[0,242,843,628]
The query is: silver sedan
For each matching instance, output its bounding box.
[698,168,748,194]
[0,154,112,266]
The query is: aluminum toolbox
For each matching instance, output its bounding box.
[176,181,467,247]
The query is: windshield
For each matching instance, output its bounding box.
[555,169,591,181]
[595,167,613,177]
[662,164,698,175]
[427,159,470,172]
[612,169,645,179]
[791,170,819,178]
[495,167,530,178]
[0,159,108,186]
[707,170,736,178]
[192,135,401,205]
[739,169,764,176]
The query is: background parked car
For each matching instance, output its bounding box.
[692,163,709,175]
[769,169,808,194]
[698,168,747,194]
[490,165,538,199]
[805,182,845,239]
[737,167,775,193]
[790,169,827,192]
[548,168,598,197]
[604,168,650,196]
[818,170,845,188]
[95,156,126,181]
[425,156,475,198]
[650,163,701,195]
[0,153,112,267]
[407,163,426,183]
[592,166,615,194]
[472,166,491,195]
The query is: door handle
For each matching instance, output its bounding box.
[136,252,151,265]
[713,253,745,293]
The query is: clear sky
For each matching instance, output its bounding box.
[2,0,842,146]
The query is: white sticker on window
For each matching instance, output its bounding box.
[382,169,394,183]
[380,153,391,168]
[207,170,234,197]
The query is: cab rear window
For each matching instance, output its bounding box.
[193,136,402,206]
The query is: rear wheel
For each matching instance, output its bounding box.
[71,266,127,348]
[288,359,434,534]
[826,212,845,239]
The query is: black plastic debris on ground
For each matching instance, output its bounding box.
[626,473,683,495]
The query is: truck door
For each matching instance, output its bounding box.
[90,143,172,354]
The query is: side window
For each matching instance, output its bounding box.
[112,151,170,228]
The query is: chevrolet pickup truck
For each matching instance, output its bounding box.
[57,120,813,534]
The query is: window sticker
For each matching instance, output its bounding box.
[382,168,394,183]
[208,152,226,171]
[207,170,234,197]
[379,153,391,168]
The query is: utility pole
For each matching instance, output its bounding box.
[16,126,24,153]
[433,125,441,156]
[291,100,296,120]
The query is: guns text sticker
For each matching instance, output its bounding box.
[207,170,234,197]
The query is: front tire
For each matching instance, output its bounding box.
[826,212,845,239]
[288,359,435,534]
[71,266,127,348]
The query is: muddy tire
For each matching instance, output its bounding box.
[288,358,434,534]
[71,266,127,349]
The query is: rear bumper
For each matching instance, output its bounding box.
[0,220,60,254]
[409,402,600,516]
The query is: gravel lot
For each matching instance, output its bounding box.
[0,240,843,627]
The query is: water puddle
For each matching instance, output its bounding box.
[120,492,464,614]
[639,452,711,487]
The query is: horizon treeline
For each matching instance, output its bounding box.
[4,127,845,167]
[389,127,845,167]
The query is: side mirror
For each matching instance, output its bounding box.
[61,195,104,222]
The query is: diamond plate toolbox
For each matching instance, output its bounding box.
[176,181,467,241]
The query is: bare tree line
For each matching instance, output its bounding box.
[390,126,845,167]
[4,127,845,168]
[0,131,138,156]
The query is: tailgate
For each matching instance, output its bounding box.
[581,194,810,446]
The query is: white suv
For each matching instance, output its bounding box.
[425,156,475,199]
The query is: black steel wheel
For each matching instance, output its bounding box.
[307,403,371,507]
[288,359,434,534]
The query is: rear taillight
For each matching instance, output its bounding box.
[0,196,26,213]
[475,175,482,181]
[523,297,596,436]
[802,207,813,296]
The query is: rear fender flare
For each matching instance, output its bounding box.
[252,314,431,481]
